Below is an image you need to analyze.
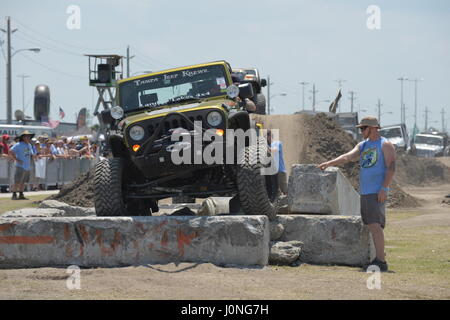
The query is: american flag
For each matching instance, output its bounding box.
[59,107,65,119]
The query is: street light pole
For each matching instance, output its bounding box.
[17,74,30,113]
[310,84,318,111]
[1,17,40,124]
[398,77,408,124]
[299,81,309,111]
[267,75,271,115]
[6,17,12,124]
[405,78,423,129]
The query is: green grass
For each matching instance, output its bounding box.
[385,209,450,284]
[0,194,50,215]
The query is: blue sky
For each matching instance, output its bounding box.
[1,0,449,133]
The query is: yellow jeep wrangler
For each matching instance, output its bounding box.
[94,60,279,219]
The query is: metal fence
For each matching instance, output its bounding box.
[0,158,96,190]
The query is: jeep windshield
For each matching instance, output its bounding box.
[119,64,230,112]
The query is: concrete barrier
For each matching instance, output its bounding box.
[277,215,375,266]
[288,164,360,216]
[0,216,269,268]
[39,200,95,217]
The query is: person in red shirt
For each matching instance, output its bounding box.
[0,134,10,156]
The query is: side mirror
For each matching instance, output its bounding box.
[238,83,254,100]
[260,79,267,87]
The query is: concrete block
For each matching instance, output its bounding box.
[288,164,360,215]
[39,200,95,217]
[0,216,269,268]
[278,215,375,266]
[2,208,65,218]
[269,241,303,265]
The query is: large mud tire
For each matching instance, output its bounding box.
[236,137,279,220]
[253,93,266,115]
[94,158,152,216]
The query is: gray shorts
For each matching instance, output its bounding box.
[14,167,31,184]
[361,193,386,228]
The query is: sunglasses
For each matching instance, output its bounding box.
[359,126,369,131]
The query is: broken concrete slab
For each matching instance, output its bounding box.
[278,215,375,267]
[2,208,65,218]
[288,164,360,216]
[269,240,303,265]
[39,200,95,217]
[269,219,285,241]
[0,215,269,268]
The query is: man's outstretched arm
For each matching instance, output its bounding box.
[317,142,361,170]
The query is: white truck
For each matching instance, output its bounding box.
[410,132,450,158]
[379,124,410,152]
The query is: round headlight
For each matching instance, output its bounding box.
[207,111,223,127]
[129,125,145,141]
[111,106,124,120]
[226,85,239,99]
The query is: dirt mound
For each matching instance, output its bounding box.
[301,113,419,208]
[48,168,95,207]
[254,113,420,208]
[395,154,450,186]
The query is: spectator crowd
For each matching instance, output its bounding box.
[0,133,99,160]
[1,133,100,194]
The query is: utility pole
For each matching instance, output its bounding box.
[310,84,318,112]
[334,79,346,112]
[441,108,445,133]
[407,78,423,130]
[377,99,382,125]
[348,91,356,113]
[17,74,30,113]
[299,81,309,111]
[267,75,271,115]
[397,77,408,124]
[424,106,430,131]
[126,46,135,78]
[6,17,12,124]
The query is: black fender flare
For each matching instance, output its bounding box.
[228,111,251,131]
[109,134,128,158]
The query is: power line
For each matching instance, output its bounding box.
[12,17,122,52]
[130,45,174,68]
[20,51,85,79]
[14,32,83,57]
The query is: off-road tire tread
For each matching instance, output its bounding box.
[94,158,125,216]
[236,137,278,220]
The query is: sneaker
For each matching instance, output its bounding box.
[364,258,388,272]
[18,193,29,200]
[11,193,17,200]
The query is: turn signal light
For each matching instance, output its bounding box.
[215,129,224,136]
[132,144,141,152]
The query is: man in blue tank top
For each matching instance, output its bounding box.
[317,116,396,272]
